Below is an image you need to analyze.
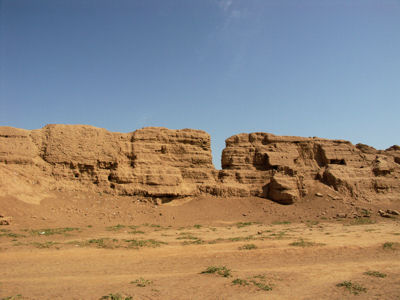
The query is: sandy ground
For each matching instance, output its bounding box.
[1,194,400,300]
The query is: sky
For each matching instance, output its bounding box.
[1,0,399,168]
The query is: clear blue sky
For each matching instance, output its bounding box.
[1,0,399,168]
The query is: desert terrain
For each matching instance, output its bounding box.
[1,193,400,300]
[1,125,399,299]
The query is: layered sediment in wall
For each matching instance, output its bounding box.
[220,132,400,203]
[1,125,399,204]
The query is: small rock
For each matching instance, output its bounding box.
[155,198,163,206]
[0,217,11,225]
[242,213,247,216]
[378,210,391,218]
[315,193,323,197]
[337,213,347,218]
[386,209,400,216]
[257,231,262,235]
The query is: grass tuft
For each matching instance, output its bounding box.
[201,266,231,277]
[32,241,59,249]
[250,280,273,291]
[128,230,145,235]
[348,218,376,226]
[305,220,319,227]
[177,233,204,245]
[289,239,324,247]
[336,281,367,295]
[364,271,387,278]
[272,221,291,225]
[0,232,25,238]
[235,222,257,228]
[125,239,167,249]
[99,293,133,300]
[130,277,152,287]
[232,278,249,286]
[1,295,23,300]
[106,224,125,231]
[383,242,400,250]
[239,243,257,250]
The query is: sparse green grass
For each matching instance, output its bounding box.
[364,271,387,278]
[177,233,204,245]
[0,232,25,238]
[232,278,249,286]
[289,239,324,247]
[99,293,133,300]
[201,266,231,277]
[348,218,376,226]
[239,243,257,250]
[12,241,24,247]
[106,224,125,231]
[207,234,263,244]
[305,220,319,227]
[336,281,367,295]
[176,233,199,240]
[1,295,23,300]
[128,230,145,235]
[193,224,202,229]
[28,227,79,236]
[32,241,59,249]
[383,242,400,250]
[68,238,167,249]
[250,274,273,291]
[232,274,273,291]
[360,208,371,217]
[272,221,291,225]
[207,238,224,244]
[125,239,167,249]
[250,280,272,291]
[228,235,255,242]
[268,231,287,240]
[87,238,118,249]
[130,277,152,287]
[142,223,161,228]
[182,239,204,245]
[252,274,266,280]
[235,222,257,228]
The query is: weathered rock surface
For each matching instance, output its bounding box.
[0,125,217,202]
[0,125,399,205]
[221,132,400,203]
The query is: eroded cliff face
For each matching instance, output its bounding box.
[0,125,399,204]
[221,132,400,204]
[0,125,217,203]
